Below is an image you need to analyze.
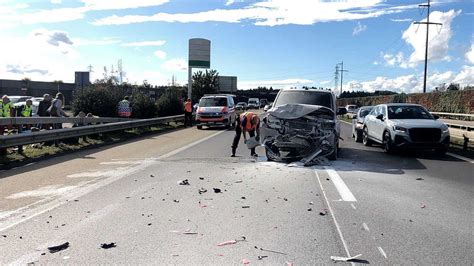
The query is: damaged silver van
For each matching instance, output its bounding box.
[261,89,346,165]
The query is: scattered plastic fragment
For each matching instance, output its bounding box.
[420,204,426,208]
[286,262,294,266]
[213,188,222,193]
[257,256,268,260]
[409,219,414,222]
[326,178,330,181]
[48,242,70,253]
[416,177,424,180]
[330,254,362,262]
[178,179,190,185]
[242,258,251,264]
[198,188,208,194]
[319,209,328,216]
[242,206,250,209]
[1,235,6,238]
[173,199,180,203]
[235,180,243,183]
[309,201,314,205]
[150,174,155,177]
[241,196,246,199]
[218,240,237,246]
[100,242,116,249]
[307,208,312,211]
[199,177,205,180]
[283,198,288,201]
[147,223,152,226]
[254,245,287,255]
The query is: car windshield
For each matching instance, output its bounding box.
[275,91,332,109]
[359,108,373,117]
[388,105,433,119]
[199,97,227,107]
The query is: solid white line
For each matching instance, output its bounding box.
[325,167,357,202]
[0,130,225,233]
[378,246,388,259]
[362,222,370,232]
[315,170,354,263]
[350,203,357,210]
[446,152,474,164]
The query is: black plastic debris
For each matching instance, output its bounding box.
[254,245,287,255]
[307,208,312,211]
[241,196,246,199]
[416,177,424,180]
[319,209,328,216]
[213,188,222,193]
[1,235,6,238]
[178,179,190,185]
[150,174,155,177]
[48,242,70,253]
[100,242,117,249]
[148,223,152,226]
[242,206,250,208]
[173,199,180,203]
[258,255,268,260]
[198,188,208,194]
[199,177,205,180]
[326,178,330,181]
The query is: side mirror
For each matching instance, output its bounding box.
[353,115,357,119]
[376,114,384,121]
[433,115,439,120]
[337,107,347,115]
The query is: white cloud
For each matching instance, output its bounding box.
[154,50,167,59]
[32,29,73,46]
[225,0,244,6]
[92,0,416,26]
[466,44,474,64]
[382,51,414,68]
[81,0,170,11]
[121,40,166,47]
[402,9,460,65]
[390,18,412,22]
[320,80,331,85]
[51,0,62,4]
[125,70,170,85]
[453,65,474,85]
[73,37,121,46]
[162,58,187,72]
[239,78,313,90]
[352,21,367,36]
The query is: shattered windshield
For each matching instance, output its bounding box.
[274,91,333,109]
[199,97,227,107]
[388,106,433,119]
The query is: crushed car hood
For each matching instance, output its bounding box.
[268,104,334,120]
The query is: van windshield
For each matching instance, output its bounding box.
[199,97,227,107]
[275,91,333,109]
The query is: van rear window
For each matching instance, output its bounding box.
[199,97,227,107]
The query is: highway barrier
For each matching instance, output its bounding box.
[0,115,184,149]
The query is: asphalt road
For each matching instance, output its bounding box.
[0,122,472,265]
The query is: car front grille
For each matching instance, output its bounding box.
[199,113,222,119]
[409,128,441,142]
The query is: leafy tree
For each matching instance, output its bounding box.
[192,70,219,102]
[156,87,184,117]
[447,83,460,91]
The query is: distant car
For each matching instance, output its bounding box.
[236,102,247,111]
[363,103,450,154]
[195,95,237,129]
[247,98,260,109]
[8,96,32,104]
[259,98,268,108]
[13,101,40,117]
[345,104,358,114]
[352,106,374,142]
[263,102,273,112]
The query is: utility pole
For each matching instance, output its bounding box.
[414,0,442,93]
[339,61,348,96]
[334,64,339,93]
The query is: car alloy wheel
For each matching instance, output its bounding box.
[383,131,394,153]
[363,127,371,146]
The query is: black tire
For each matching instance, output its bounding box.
[362,127,372,146]
[355,130,363,143]
[197,125,202,130]
[383,131,395,154]
[327,140,338,160]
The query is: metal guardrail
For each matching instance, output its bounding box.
[0,115,184,149]
[0,117,131,126]
[430,112,474,119]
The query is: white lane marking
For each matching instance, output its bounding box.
[362,222,370,232]
[0,130,225,233]
[378,246,388,259]
[446,152,474,164]
[325,167,357,202]
[315,170,355,264]
[350,203,357,210]
[341,120,352,125]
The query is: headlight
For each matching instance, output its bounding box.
[441,125,449,134]
[393,125,407,133]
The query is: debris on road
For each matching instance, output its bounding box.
[416,177,424,180]
[421,204,426,208]
[286,262,294,266]
[199,177,205,180]
[217,240,237,246]
[307,208,312,211]
[213,188,222,193]
[173,199,180,203]
[242,206,250,208]
[47,242,70,253]
[319,209,328,216]
[150,174,154,177]
[242,258,251,264]
[309,201,314,205]
[147,223,152,226]
[241,196,246,199]
[198,188,208,194]
[178,179,190,185]
[330,254,362,262]
[254,245,287,255]
[100,242,117,249]
[235,180,243,183]
[257,255,268,260]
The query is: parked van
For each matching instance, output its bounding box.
[195,95,237,129]
[248,98,260,109]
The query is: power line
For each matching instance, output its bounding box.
[338,61,348,95]
[413,0,442,93]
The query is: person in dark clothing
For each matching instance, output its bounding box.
[38,94,52,130]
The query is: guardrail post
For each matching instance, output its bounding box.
[463,134,469,151]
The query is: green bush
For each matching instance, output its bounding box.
[72,85,125,117]
[131,93,158,119]
[156,88,184,117]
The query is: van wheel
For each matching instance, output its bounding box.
[363,127,372,146]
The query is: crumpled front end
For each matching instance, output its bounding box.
[261,104,337,166]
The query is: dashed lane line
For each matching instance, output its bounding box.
[378,246,388,259]
[446,152,474,164]
[325,167,357,202]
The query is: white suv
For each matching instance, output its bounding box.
[362,104,450,154]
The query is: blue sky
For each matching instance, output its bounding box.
[0,0,472,93]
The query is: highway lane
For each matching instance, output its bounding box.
[0,122,472,264]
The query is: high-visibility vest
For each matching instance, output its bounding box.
[2,102,12,118]
[184,101,192,113]
[240,112,259,131]
[21,105,32,117]
[118,100,131,117]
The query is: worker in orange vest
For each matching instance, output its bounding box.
[184,98,193,127]
[231,111,260,157]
